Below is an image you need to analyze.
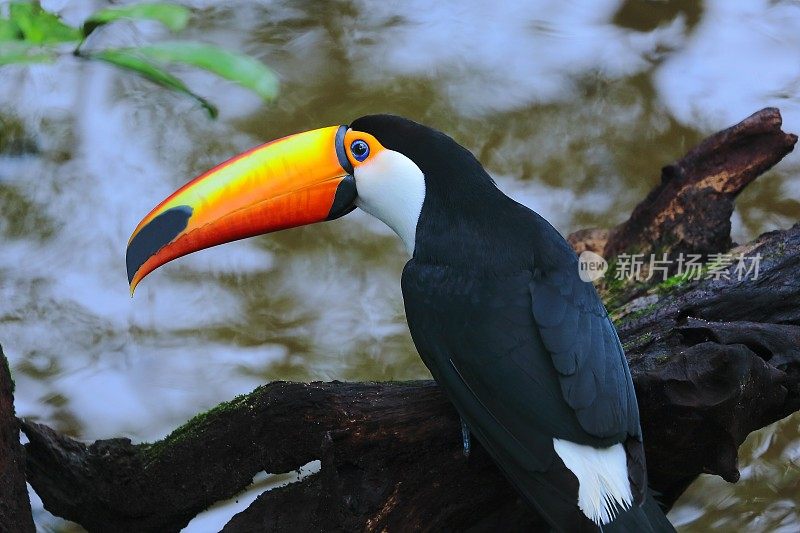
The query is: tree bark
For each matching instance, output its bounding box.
[0,345,35,532]
[10,108,800,532]
[568,107,797,261]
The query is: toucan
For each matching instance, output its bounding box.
[127,115,675,532]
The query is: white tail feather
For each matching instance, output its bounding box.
[552,438,633,525]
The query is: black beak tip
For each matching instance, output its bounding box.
[126,205,193,285]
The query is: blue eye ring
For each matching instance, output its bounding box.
[350,139,370,162]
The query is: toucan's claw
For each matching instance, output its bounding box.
[461,418,471,458]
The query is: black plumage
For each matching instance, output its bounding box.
[350,115,673,532]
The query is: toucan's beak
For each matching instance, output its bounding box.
[126,125,356,294]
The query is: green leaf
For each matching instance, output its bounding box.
[133,41,279,101]
[0,18,23,41]
[83,3,191,37]
[0,41,58,65]
[9,1,81,45]
[87,48,217,118]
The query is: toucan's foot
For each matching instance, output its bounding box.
[461,418,471,458]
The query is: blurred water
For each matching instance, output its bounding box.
[0,0,798,531]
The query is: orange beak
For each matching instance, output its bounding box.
[126,125,356,294]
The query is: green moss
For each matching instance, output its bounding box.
[622,331,654,352]
[600,252,656,312]
[600,260,634,310]
[613,301,658,327]
[655,272,691,295]
[142,388,262,463]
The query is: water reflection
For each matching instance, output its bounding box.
[1,0,798,530]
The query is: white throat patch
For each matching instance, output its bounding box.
[354,149,425,254]
[552,438,633,526]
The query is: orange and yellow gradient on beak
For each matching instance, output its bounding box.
[126,125,357,294]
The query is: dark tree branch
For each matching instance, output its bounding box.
[0,345,34,532]
[617,226,800,505]
[7,108,800,532]
[568,107,797,259]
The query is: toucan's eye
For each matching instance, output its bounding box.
[350,140,370,162]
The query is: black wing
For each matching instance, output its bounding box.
[401,259,644,501]
[531,263,640,440]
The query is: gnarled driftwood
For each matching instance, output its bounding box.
[2,108,798,532]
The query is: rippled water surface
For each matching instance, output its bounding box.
[1,0,799,530]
